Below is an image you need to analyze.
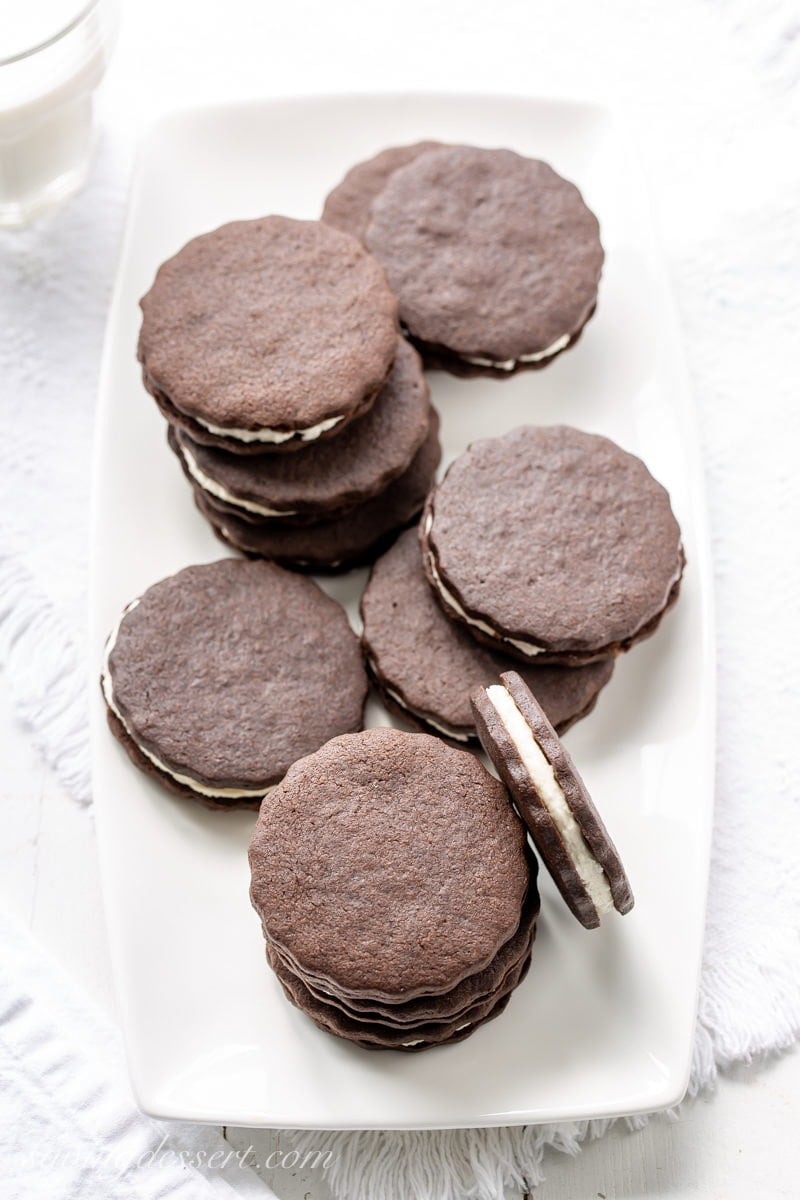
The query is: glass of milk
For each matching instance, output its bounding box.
[0,0,118,227]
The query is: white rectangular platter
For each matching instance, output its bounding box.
[90,93,715,1129]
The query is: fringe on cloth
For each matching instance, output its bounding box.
[0,556,91,804]
[286,1041,794,1200]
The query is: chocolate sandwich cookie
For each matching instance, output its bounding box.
[197,411,441,573]
[422,425,684,665]
[321,141,445,241]
[169,339,430,524]
[249,727,530,1004]
[274,861,539,1028]
[472,671,634,929]
[361,527,614,742]
[139,216,398,453]
[101,559,367,808]
[267,939,532,1051]
[365,146,603,375]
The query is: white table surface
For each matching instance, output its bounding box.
[3,0,798,1195]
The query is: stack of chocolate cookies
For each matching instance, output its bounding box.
[138,215,440,572]
[249,729,539,1050]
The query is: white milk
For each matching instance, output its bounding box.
[0,1,118,226]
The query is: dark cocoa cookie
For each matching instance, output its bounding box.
[362,528,614,742]
[273,860,539,1027]
[365,146,603,374]
[267,938,532,1050]
[321,141,445,241]
[169,339,430,523]
[272,955,523,1052]
[472,672,634,929]
[196,411,441,573]
[249,727,530,1002]
[103,705,258,812]
[139,216,398,452]
[101,559,367,807]
[421,425,684,665]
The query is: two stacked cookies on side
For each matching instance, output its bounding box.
[361,424,684,748]
[323,142,603,376]
[139,216,440,572]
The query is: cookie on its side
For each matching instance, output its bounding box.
[472,671,633,929]
[321,141,445,241]
[168,339,430,524]
[422,425,684,665]
[365,146,603,376]
[101,559,367,809]
[196,410,442,573]
[139,216,398,453]
[361,527,614,742]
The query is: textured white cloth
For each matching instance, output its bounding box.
[0,906,270,1200]
[0,2,799,1198]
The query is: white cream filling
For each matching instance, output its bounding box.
[401,1020,472,1047]
[423,515,544,657]
[194,412,344,445]
[425,515,684,657]
[486,684,614,916]
[102,602,270,801]
[460,333,571,371]
[382,682,472,743]
[179,441,297,518]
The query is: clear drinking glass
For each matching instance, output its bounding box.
[0,0,118,227]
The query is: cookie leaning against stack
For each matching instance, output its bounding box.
[472,672,634,930]
[249,728,538,1050]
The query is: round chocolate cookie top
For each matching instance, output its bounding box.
[103,559,366,794]
[196,410,441,573]
[139,216,398,442]
[322,141,445,241]
[423,425,684,661]
[171,339,430,520]
[362,527,614,740]
[365,146,603,363]
[249,728,530,999]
